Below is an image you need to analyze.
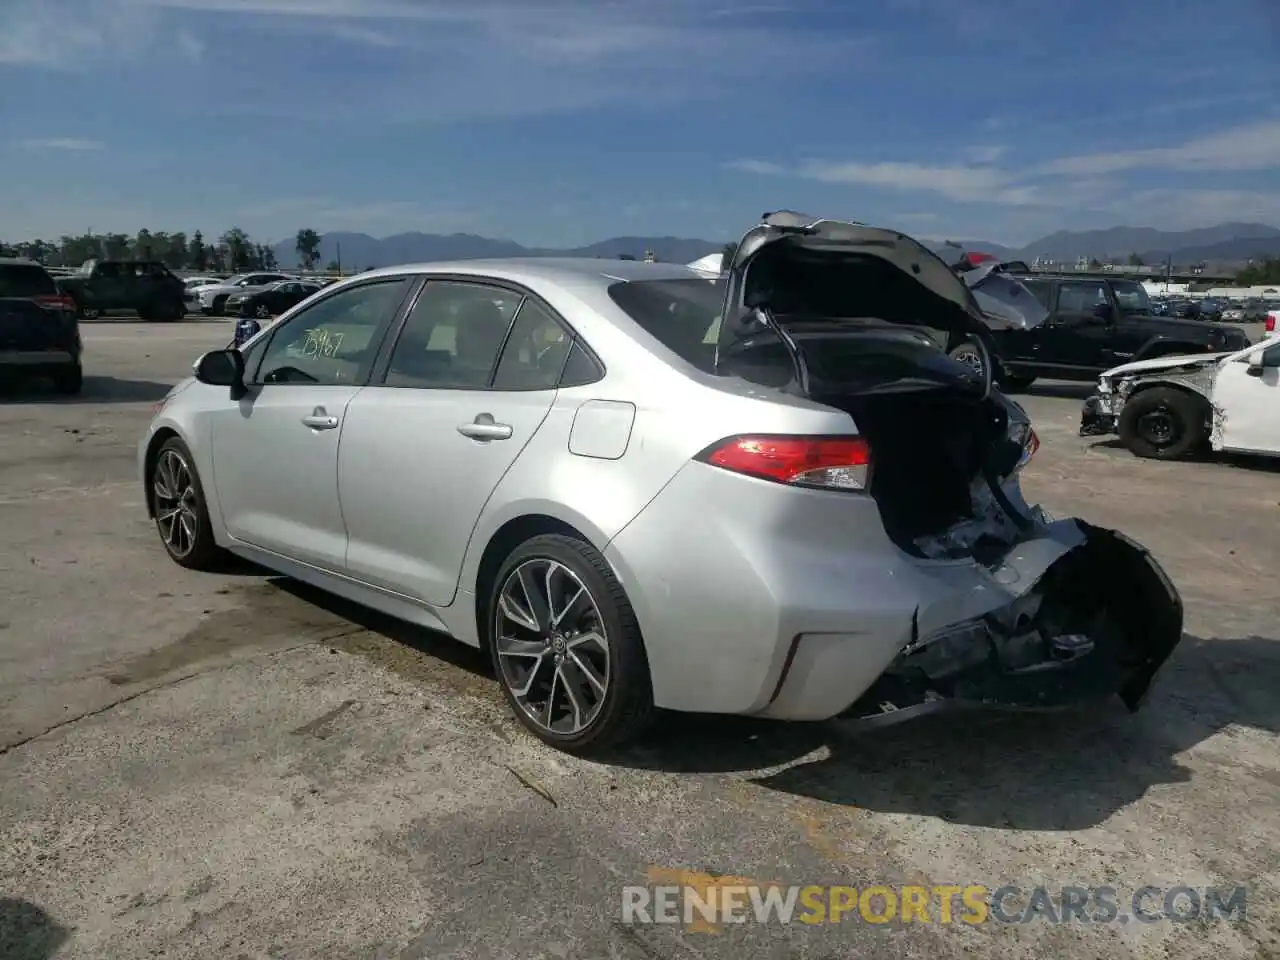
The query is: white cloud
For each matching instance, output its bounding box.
[16,138,105,151]
[1039,119,1280,175]
[961,144,1005,164]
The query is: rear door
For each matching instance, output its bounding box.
[338,279,571,605]
[1034,279,1115,371]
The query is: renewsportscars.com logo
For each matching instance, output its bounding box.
[621,883,1248,930]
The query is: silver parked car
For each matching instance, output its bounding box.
[139,213,1183,754]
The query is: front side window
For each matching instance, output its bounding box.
[255,278,412,385]
[1057,282,1108,313]
[383,281,520,389]
[1111,280,1152,313]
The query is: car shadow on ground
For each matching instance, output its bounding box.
[260,568,1280,832]
[0,375,172,404]
[1021,381,1094,400]
[0,898,70,960]
[602,633,1280,831]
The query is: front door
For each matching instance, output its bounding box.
[207,276,415,571]
[340,280,572,605]
[1213,342,1280,454]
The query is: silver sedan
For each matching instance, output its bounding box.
[138,214,1183,754]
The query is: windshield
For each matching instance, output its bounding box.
[607,278,724,372]
[1111,280,1152,313]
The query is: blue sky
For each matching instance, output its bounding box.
[1,0,1277,248]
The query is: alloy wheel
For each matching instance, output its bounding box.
[952,347,985,378]
[255,304,272,319]
[153,449,200,558]
[494,558,610,736]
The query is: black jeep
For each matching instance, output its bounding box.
[56,258,187,322]
[951,271,1251,390]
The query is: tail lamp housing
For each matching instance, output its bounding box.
[695,435,871,491]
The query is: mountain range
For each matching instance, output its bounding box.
[269,222,1280,270]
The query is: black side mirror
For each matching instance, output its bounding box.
[194,348,246,397]
[1093,303,1115,322]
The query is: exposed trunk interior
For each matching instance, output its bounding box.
[815,386,1023,555]
[840,523,1184,720]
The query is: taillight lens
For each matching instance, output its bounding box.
[1015,425,1039,471]
[696,435,871,491]
[34,294,76,312]
[1267,314,1276,333]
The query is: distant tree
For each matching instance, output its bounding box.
[220,227,252,272]
[1127,252,1144,267]
[325,259,341,273]
[163,232,188,270]
[295,228,321,271]
[1237,257,1280,285]
[187,231,208,271]
[134,229,154,260]
[258,244,278,269]
[102,233,130,259]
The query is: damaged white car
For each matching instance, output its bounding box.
[141,211,1182,754]
[1081,337,1280,460]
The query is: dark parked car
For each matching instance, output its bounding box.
[224,280,322,319]
[950,272,1251,389]
[56,258,187,321]
[0,258,82,394]
[1197,298,1225,321]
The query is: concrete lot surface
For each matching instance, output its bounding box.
[1,320,1278,960]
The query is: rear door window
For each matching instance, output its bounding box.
[0,264,57,297]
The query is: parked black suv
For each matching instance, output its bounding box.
[0,258,83,394]
[954,272,1251,390]
[56,258,187,321]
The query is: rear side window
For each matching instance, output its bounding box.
[1021,279,1054,309]
[607,278,723,372]
[0,264,57,297]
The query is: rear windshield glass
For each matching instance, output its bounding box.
[607,278,724,372]
[0,264,57,297]
[970,273,1049,329]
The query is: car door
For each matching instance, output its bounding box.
[338,279,572,605]
[92,262,126,308]
[1212,341,1280,454]
[207,276,416,571]
[991,277,1053,364]
[1034,280,1115,371]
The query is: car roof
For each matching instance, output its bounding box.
[1007,272,1139,282]
[0,257,48,267]
[349,257,706,292]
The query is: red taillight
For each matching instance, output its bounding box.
[35,294,75,312]
[1267,314,1276,333]
[696,435,871,491]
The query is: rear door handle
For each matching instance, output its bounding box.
[457,413,513,441]
[301,406,340,430]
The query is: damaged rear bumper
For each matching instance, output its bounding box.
[1079,392,1118,437]
[837,521,1183,726]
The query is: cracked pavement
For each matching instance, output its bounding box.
[1,320,1279,959]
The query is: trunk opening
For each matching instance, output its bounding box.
[841,523,1183,721]
[815,386,1024,556]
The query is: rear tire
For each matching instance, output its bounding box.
[1118,386,1208,461]
[486,533,654,755]
[149,437,225,570]
[52,363,82,395]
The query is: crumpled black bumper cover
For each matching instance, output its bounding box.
[840,522,1183,724]
[1079,393,1116,437]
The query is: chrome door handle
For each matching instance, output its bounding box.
[457,413,513,441]
[301,406,339,430]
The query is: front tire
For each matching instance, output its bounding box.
[487,534,654,755]
[1118,386,1208,460]
[51,363,82,395]
[149,437,225,570]
[254,303,272,320]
